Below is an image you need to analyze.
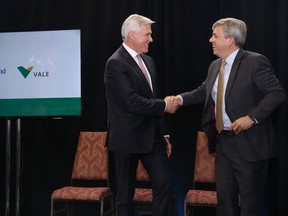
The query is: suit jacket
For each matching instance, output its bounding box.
[104,45,166,153]
[181,49,286,162]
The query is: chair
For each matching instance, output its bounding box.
[133,160,153,214]
[133,160,177,215]
[184,131,217,216]
[50,131,114,216]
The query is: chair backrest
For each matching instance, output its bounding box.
[136,160,150,182]
[71,131,108,180]
[193,131,215,183]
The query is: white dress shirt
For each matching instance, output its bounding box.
[212,48,240,130]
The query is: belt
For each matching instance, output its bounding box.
[219,130,235,136]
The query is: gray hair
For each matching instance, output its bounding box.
[121,14,155,40]
[212,18,247,48]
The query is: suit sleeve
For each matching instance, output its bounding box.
[249,54,286,122]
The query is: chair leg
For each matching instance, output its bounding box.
[50,199,54,216]
[51,200,69,216]
[100,200,104,216]
[184,200,187,216]
[108,197,114,216]
[67,201,73,216]
[103,196,115,216]
[187,206,193,216]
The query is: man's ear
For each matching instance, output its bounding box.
[128,31,134,40]
[228,36,235,46]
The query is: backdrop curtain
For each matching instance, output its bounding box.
[0,0,287,215]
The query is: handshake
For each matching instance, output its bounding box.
[164,95,181,114]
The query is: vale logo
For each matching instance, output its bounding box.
[0,68,6,74]
[17,66,33,78]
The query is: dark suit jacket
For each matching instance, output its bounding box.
[104,45,166,153]
[181,49,286,162]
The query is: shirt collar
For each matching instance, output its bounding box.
[225,48,240,66]
[123,42,139,59]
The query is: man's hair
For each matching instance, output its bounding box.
[212,18,247,48]
[121,14,155,40]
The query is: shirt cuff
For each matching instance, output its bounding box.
[248,115,258,124]
[177,95,183,105]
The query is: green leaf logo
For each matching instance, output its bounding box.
[18,66,33,78]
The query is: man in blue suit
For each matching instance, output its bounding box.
[104,14,176,216]
[174,18,286,216]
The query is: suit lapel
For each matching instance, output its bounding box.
[205,59,221,106]
[208,61,221,91]
[119,46,154,94]
[225,49,244,99]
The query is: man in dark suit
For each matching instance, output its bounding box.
[173,18,286,215]
[104,14,176,216]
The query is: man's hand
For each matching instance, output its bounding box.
[166,143,172,158]
[164,96,180,114]
[230,115,254,134]
[164,136,172,158]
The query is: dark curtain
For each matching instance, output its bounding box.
[0,0,287,216]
